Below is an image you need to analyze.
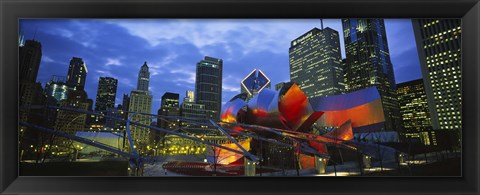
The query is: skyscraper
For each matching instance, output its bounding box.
[66,57,88,90]
[18,38,44,141]
[44,75,69,101]
[128,62,153,146]
[397,79,432,144]
[180,100,207,134]
[137,61,150,92]
[342,19,400,131]
[122,94,130,113]
[121,94,130,122]
[240,69,271,98]
[94,77,118,113]
[195,56,223,120]
[94,77,118,126]
[184,90,195,103]
[412,19,462,131]
[289,27,345,99]
[105,104,125,130]
[19,39,42,83]
[156,93,180,145]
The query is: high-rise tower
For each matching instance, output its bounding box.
[412,19,462,131]
[44,75,69,101]
[66,57,88,90]
[137,61,150,92]
[155,92,180,145]
[195,56,223,120]
[94,77,118,113]
[128,62,153,146]
[342,19,400,131]
[289,27,345,98]
[397,79,432,132]
[19,39,42,83]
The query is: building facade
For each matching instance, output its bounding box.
[184,90,195,103]
[289,27,345,98]
[156,92,180,145]
[158,92,180,130]
[128,62,153,147]
[195,56,223,120]
[180,101,208,134]
[55,89,90,134]
[397,79,432,144]
[137,61,150,92]
[342,19,401,131]
[44,75,69,101]
[19,39,42,83]
[105,105,126,130]
[66,57,88,90]
[94,77,118,113]
[19,39,43,123]
[412,19,462,131]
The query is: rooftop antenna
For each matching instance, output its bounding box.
[320,19,324,30]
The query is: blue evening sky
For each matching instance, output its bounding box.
[20,19,422,114]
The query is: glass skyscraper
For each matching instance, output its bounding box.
[66,57,88,90]
[342,19,400,132]
[156,92,180,145]
[289,27,345,99]
[412,19,462,131]
[397,79,432,144]
[44,75,69,101]
[195,56,223,120]
[94,77,118,113]
[95,77,118,127]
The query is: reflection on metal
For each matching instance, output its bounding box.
[206,138,253,165]
[209,120,258,162]
[220,82,390,164]
[21,82,394,173]
[222,83,384,133]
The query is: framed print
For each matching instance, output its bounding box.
[1,0,479,194]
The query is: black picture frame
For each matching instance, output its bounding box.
[1,0,479,194]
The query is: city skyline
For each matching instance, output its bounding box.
[17,18,462,177]
[19,19,422,114]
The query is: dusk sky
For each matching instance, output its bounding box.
[20,19,422,114]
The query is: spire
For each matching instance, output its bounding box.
[320,19,324,30]
[143,61,148,67]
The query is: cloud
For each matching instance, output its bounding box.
[222,74,241,92]
[95,69,114,77]
[109,19,324,58]
[118,77,135,88]
[170,68,196,84]
[42,56,55,63]
[147,52,178,76]
[23,19,421,117]
[105,58,123,66]
[222,83,240,92]
[55,28,74,39]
